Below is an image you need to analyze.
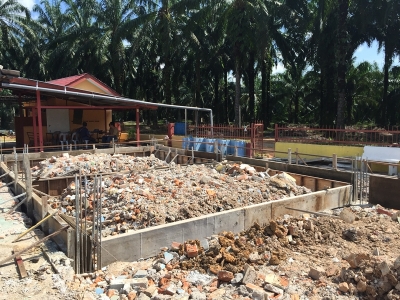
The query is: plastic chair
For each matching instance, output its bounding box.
[71,132,79,150]
[59,132,69,150]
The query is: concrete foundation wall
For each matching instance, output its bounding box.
[227,156,353,183]
[101,185,351,266]
[369,174,400,209]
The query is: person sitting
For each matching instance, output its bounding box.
[76,122,96,143]
[102,121,119,143]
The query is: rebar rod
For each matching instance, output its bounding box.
[75,174,80,273]
[98,174,102,269]
[83,174,87,272]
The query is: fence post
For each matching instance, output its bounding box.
[275,123,278,142]
[333,153,338,170]
[288,148,292,164]
[23,154,33,219]
[13,147,17,193]
[295,148,299,165]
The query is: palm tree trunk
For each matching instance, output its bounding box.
[382,50,391,125]
[294,92,299,123]
[224,70,229,123]
[195,55,201,107]
[163,60,172,105]
[336,0,349,129]
[261,56,267,124]
[235,55,241,126]
[214,70,220,123]
[248,51,255,123]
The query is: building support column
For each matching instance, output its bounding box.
[136,108,140,147]
[32,108,37,150]
[104,110,107,132]
[36,90,44,152]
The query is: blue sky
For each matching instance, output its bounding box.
[273,40,397,73]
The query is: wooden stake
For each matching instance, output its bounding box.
[13,247,27,278]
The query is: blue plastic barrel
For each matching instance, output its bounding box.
[237,141,246,157]
[205,139,215,153]
[182,137,189,149]
[182,136,193,150]
[174,122,186,135]
[217,139,228,155]
[226,140,234,155]
[231,140,246,156]
[194,137,206,151]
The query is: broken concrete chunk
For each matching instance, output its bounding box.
[309,266,325,280]
[242,264,257,284]
[340,207,356,223]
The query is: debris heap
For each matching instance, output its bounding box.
[31,153,166,178]
[45,155,311,235]
[73,205,400,300]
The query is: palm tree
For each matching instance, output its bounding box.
[345,62,381,124]
[61,0,103,76]
[373,0,400,125]
[0,0,33,69]
[336,0,349,129]
[33,0,69,79]
[95,0,139,94]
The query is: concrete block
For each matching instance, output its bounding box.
[109,279,125,290]
[126,278,148,289]
[134,270,148,278]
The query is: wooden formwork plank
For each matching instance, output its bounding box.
[317,179,333,190]
[333,181,346,188]
[303,177,316,192]
[290,174,303,186]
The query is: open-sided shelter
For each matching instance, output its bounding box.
[0,72,157,150]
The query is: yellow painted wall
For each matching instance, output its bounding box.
[275,142,397,174]
[69,109,111,132]
[45,95,112,133]
[275,142,363,159]
[74,81,109,95]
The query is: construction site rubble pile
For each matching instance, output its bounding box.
[73,205,400,300]
[0,182,78,300]
[31,153,167,178]
[46,155,311,236]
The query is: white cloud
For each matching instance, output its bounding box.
[272,62,285,74]
[18,0,36,11]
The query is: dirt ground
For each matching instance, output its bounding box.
[0,184,77,300]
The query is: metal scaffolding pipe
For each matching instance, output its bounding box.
[1,83,213,113]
